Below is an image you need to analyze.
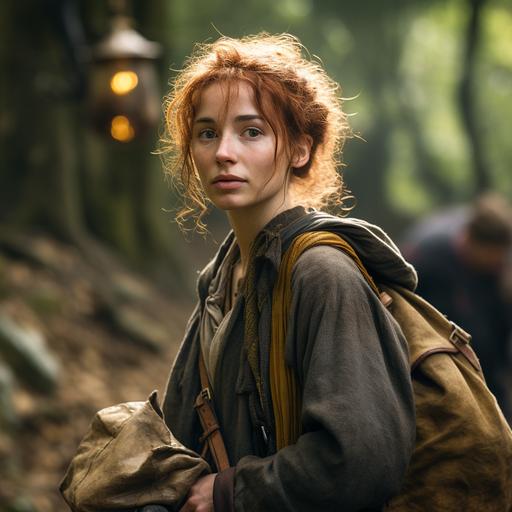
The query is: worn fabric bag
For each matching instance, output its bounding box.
[271,231,512,511]
[60,391,210,512]
[383,286,512,511]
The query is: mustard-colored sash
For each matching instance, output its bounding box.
[270,231,379,449]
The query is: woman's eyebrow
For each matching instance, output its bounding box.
[194,117,215,124]
[194,114,264,124]
[234,114,264,122]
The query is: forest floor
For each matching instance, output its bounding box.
[0,232,194,512]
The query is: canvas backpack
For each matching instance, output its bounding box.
[270,230,512,511]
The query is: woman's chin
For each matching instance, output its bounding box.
[211,197,250,212]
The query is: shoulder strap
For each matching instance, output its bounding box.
[194,352,230,472]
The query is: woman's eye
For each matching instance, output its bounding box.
[244,128,262,138]
[198,129,217,139]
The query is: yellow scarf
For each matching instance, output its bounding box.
[270,231,379,449]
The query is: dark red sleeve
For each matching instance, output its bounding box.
[213,467,235,512]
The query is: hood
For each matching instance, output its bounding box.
[281,211,418,291]
[196,208,418,300]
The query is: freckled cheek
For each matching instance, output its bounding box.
[190,153,210,189]
[248,141,274,164]
[191,146,210,170]
[256,150,282,180]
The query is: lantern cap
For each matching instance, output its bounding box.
[94,15,161,61]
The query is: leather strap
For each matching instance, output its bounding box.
[194,353,230,472]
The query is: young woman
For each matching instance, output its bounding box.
[161,33,416,512]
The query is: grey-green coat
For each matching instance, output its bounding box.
[163,207,416,511]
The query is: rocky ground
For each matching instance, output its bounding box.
[0,232,193,512]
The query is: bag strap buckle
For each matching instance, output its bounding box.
[448,321,481,372]
[200,386,212,402]
[449,321,471,346]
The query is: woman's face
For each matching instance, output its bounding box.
[191,80,297,218]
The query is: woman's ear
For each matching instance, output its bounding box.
[291,135,313,169]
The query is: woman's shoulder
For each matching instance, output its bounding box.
[291,244,372,294]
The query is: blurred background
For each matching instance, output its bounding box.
[1,0,511,510]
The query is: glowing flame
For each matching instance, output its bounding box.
[110,115,135,142]
[110,71,139,95]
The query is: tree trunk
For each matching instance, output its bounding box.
[0,0,94,239]
[458,0,490,194]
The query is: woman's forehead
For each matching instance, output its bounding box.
[193,80,259,117]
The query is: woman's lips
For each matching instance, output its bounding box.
[212,180,245,190]
[212,175,246,190]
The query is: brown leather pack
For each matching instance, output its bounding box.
[271,231,512,511]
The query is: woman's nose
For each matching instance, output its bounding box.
[215,134,237,164]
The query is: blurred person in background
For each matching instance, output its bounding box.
[403,192,512,420]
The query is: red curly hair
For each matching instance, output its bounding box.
[161,33,352,231]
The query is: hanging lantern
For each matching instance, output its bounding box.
[88,12,161,142]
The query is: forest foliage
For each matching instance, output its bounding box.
[0,0,511,284]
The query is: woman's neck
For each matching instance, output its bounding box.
[227,200,294,274]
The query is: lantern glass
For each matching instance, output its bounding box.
[89,58,160,142]
[87,15,161,142]
[110,70,138,95]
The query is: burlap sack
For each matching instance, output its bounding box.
[60,391,210,512]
